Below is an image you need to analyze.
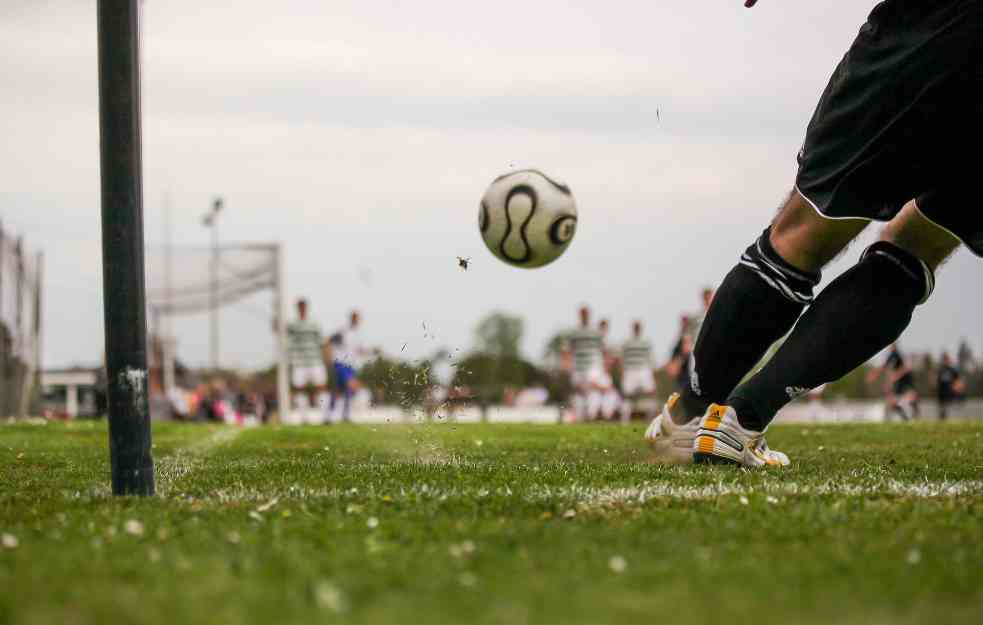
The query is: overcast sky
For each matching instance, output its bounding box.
[2,0,980,370]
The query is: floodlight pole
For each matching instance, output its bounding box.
[273,243,289,424]
[204,198,223,372]
[97,0,155,496]
[211,215,218,370]
[162,192,175,395]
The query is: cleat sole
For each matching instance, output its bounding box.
[693,452,740,466]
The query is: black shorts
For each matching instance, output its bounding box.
[893,375,916,396]
[795,0,983,256]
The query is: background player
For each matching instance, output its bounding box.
[665,316,694,395]
[688,287,714,339]
[936,351,965,421]
[650,0,981,466]
[566,306,605,421]
[330,310,369,423]
[867,343,919,421]
[286,298,326,420]
[596,318,622,421]
[620,320,657,421]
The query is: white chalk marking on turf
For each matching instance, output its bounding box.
[182,476,983,507]
[155,427,243,497]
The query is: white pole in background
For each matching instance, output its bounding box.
[162,192,175,395]
[274,243,289,424]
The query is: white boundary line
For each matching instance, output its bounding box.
[155,427,243,496]
[176,478,983,507]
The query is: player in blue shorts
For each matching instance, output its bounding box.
[329,310,368,423]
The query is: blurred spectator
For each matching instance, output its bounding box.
[936,351,965,420]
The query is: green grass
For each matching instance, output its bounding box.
[2,420,983,625]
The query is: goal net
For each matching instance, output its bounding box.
[0,222,43,417]
[144,243,289,420]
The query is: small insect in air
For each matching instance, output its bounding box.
[457,256,471,270]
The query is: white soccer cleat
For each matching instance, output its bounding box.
[644,393,701,465]
[692,404,790,467]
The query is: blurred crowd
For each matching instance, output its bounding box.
[72,289,981,425]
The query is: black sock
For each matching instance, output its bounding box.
[729,241,934,431]
[679,227,820,419]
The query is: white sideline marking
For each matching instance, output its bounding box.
[191,477,983,507]
[155,427,243,496]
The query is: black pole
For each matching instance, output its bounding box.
[97,0,155,496]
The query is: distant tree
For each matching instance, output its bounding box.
[967,368,983,398]
[359,356,431,408]
[540,330,575,405]
[543,331,568,359]
[452,352,541,406]
[451,313,572,408]
[824,364,878,400]
[474,312,523,359]
[914,353,935,396]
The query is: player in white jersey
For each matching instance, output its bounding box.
[566,306,605,421]
[621,321,657,419]
[597,318,622,421]
[286,298,326,415]
[329,310,370,422]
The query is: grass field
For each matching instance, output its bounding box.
[2,419,982,625]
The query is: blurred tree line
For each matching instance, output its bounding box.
[359,312,570,410]
[361,320,983,407]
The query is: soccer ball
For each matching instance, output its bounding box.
[479,169,578,268]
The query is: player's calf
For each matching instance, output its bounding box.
[728,238,938,432]
[881,199,961,271]
[679,221,824,418]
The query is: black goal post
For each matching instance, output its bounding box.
[97,0,155,495]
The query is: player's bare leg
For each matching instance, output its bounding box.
[881,200,961,270]
[697,200,959,466]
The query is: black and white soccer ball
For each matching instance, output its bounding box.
[478,169,578,268]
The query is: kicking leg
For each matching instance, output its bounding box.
[726,200,959,434]
[677,190,866,421]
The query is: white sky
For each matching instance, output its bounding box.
[1,0,980,369]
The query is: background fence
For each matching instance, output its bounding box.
[0,221,43,417]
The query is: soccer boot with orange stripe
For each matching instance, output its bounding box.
[643,393,701,465]
[692,404,790,467]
